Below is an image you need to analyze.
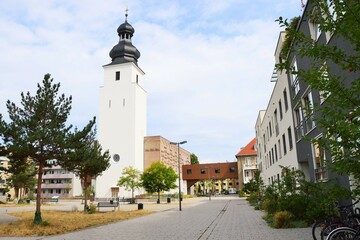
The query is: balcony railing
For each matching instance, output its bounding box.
[41,183,71,189]
[243,164,257,170]
[315,167,328,182]
[295,115,315,141]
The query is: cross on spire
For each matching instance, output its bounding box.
[125,6,129,21]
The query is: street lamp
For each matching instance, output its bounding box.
[170,140,187,211]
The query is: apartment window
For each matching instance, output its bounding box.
[282,134,287,155]
[303,91,315,133]
[215,168,221,173]
[274,109,279,136]
[294,106,304,140]
[291,58,300,96]
[309,8,322,41]
[56,189,61,194]
[271,148,275,164]
[229,166,235,173]
[186,169,192,175]
[269,151,272,166]
[283,89,289,111]
[313,137,328,181]
[136,75,139,83]
[269,122,272,137]
[279,100,283,120]
[200,169,206,174]
[245,157,251,166]
[320,64,331,103]
[278,139,282,159]
[288,127,293,150]
[275,144,278,162]
[115,71,120,80]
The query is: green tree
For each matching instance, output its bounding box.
[190,153,199,165]
[117,166,142,203]
[141,161,177,203]
[63,126,110,212]
[0,74,94,224]
[276,0,360,196]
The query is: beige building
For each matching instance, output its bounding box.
[0,157,15,199]
[235,138,257,189]
[144,136,191,194]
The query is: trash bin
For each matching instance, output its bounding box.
[167,198,171,203]
[26,199,30,204]
[138,203,143,210]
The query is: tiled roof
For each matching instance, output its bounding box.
[235,138,256,156]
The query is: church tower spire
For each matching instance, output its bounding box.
[109,9,141,65]
[96,9,147,199]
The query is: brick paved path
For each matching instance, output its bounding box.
[3,197,312,240]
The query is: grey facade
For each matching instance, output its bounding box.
[286,1,359,188]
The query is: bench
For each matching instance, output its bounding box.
[41,198,59,203]
[118,198,133,203]
[97,201,119,211]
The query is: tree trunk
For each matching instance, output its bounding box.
[157,190,160,204]
[83,179,88,212]
[34,160,43,224]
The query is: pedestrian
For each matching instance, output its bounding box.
[7,193,11,202]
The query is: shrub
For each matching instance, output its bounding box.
[85,203,97,214]
[262,198,278,215]
[238,189,246,197]
[273,211,293,228]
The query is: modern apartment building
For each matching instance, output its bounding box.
[235,138,257,189]
[39,160,82,198]
[285,1,356,188]
[255,31,300,186]
[144,136,190,195]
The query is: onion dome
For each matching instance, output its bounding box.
[108,13,140,65]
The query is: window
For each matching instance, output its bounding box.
[186,169,192,175]
[291,58,300,96]
[313,137,328,181]
[278,139,282,159]
[136,75,139,83]
[229,166,235,173]
[115,71,120,80]
[56,189,61,194]
[309,7,322,41]
[279,100,283,120]
[200,169,206,174]
[274,109,279,136]
[282,134,287,155]
[269,122,272,137]
[294,106,304,140]
[245,157,251,166]
[215,168,220,173]
[275,144,278,162]
[320,64,331,103]
[288,127,293,150]
[269,151,272,166]
[302,91,315,133]
[271,148,275,164]
[283,89,289,111]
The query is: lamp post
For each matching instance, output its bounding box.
[170,140,187,211]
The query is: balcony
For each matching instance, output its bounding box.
[315,167,328,182]
[243,163,257,170]
[43,173,73,179]
[41,183,71,189]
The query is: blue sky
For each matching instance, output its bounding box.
[0,0,305,163]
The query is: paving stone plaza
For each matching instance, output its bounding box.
[1,196,312,240]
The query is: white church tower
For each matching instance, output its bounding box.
[96,12,146,198]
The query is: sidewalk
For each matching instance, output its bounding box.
[1,196,312,240]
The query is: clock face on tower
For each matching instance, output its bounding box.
[113,154,120,163]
